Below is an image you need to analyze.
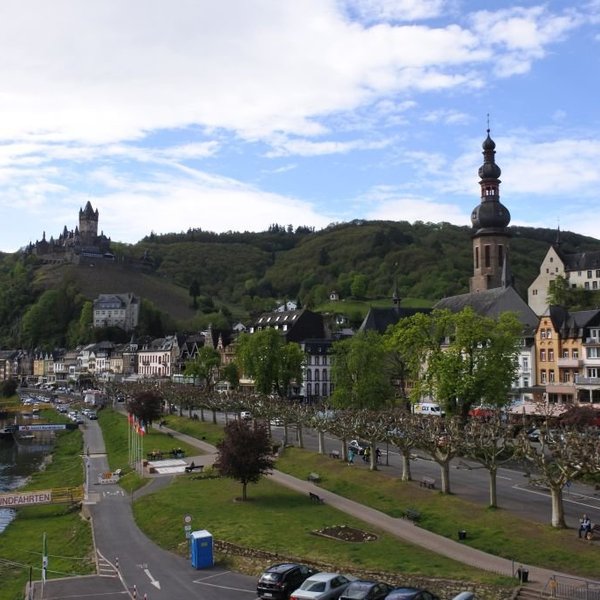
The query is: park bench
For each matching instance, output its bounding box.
[309,491,324,504]
[420,476,436,489]
[185,464,203,473]
[585,524,600,541]
[307,472,321,483]
[329,450,340,459]
[404,508,421,522]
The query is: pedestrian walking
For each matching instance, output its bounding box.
[347,447,355,465]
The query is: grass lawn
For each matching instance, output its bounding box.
[275,447,600,579]
[132,473,504,584]
[0,427,95,600]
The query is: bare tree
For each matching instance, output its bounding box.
[517,426,600,528]
[461,415,517,507]
[384,410,421,481]
[416,416,463,493]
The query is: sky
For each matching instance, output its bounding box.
[0,0,599,252]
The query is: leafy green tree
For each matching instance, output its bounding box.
[215,420,275,501]
[184,346,221,389]
[189,279,200,309]
[0,378,18,398]
[386,308,521,419]
[222,361,240,390]
[350,274,368,298]
[331,330,395,410]
[235,329,303,396]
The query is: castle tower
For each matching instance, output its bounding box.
[469,130,511,293]
[79,201,99,245]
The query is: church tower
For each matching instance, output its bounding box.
[79,201,99,245]
[469,130,511,293]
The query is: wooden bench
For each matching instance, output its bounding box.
[329,450,340,459]
[185,464,204,473]
[404,508,421,522]
[309,491,324,504]
[585,524,600,540]
[420,476,436,489]
[307,472,321,483]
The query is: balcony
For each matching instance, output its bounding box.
[575,376,600,386]
[557,358,582,368]
[584,338,600,345]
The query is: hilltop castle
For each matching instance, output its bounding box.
[26,201,112,264]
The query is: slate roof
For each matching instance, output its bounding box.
[359,307,432,334]
[434,286,538,334]
[557,248,600,271]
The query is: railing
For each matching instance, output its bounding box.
[575,376,600,386]
[542,575,600,600]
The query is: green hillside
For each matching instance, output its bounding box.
[1,220,600,349]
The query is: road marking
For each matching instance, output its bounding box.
[144,567,161,589]
[513,484,600,511]
[194,580,256,593]
[497,475,512,480]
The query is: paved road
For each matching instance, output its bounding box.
[30,412,600,599]
[33,420,258,600]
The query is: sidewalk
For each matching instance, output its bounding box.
[156,422,599,589]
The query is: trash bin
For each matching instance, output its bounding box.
[517,568,529,583]
[458,530,467,540]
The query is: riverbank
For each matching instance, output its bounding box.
[0,425,94,600]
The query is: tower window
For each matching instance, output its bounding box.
[484,245,490,268]
[475,247,479,269]
[498,245,504,267]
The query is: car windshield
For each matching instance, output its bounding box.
[301,580,326,592]
[262,572,282,582]
[345,583,372,597]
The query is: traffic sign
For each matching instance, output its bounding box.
[183,514,192,524]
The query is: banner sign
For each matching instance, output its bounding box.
[18,424,68,431]
[0,490,52,507]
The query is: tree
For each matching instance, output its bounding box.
[386,308,521,419]
[0,378,18,398]
[184,346,221,389]
[350,274,368,298]
[215,420,275,501]
[127,389,163,426]
[189,279,200,309]
[517,426,600,528]
[331,330,395,411]
[235,329,303,396]
[461,415,517,507]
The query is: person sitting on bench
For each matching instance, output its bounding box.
[579,514,592,538]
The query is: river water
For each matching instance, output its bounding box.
[0,423,51,534]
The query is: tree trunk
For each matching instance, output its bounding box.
[369,442,377,471]
[401,452,412,481]
[297,424,304,449]
[283,425,289,446]
[200,407,205,422]
[550,484,566,528]
[242,481,247,501]
[488,466,498,508]
[439,460,451,494]
[211,409,217,424]
[317,431,325,454]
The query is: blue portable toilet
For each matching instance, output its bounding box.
[190,530,214,569]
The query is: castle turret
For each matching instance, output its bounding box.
[79,201,99,245]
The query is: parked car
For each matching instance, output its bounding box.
[270,417,284,426]
[290,572,353,600]
[339,580,394,600]
[527,428,540,442]
[87,411,98,420]
[240,410,253,420]
[384,587,439,600]
[257,562,316,600]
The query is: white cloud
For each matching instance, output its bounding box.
[265,136,392,158]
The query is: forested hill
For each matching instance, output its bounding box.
[1,220,600,349]
[130,220,600,303]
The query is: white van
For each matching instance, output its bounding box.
[412,402,445,416]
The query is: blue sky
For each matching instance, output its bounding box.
[1,0,599,252]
